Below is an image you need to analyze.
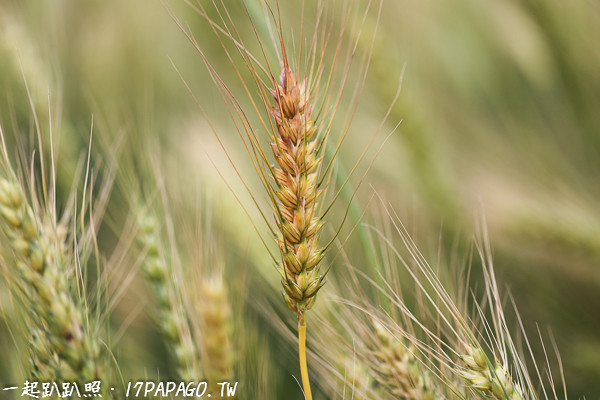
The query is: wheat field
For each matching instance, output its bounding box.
[0,0,599,399]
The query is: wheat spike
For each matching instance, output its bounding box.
[197,277,234,396]
[270,62,325,326]
[460,344,525,400]
[269,59,328,400]
[0,178,101,383]
[137,210,199,381]
[371,322,438,400]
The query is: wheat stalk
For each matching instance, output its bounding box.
[172,2,380,397]
[268,58,328,399]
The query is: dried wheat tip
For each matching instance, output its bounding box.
[460,344,525,400]
[198,278,234,396]
[0,178,100,383]
[270,64,325,324]
[370,322,438,400]
[136,211,199,381]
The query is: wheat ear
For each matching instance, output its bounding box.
[197,278,234,396]
[271,62,325,322]
[460,344,525,400]
[269,59,327,400]
[137,210,199,381]
[0,178,101,382]
[371,322,438,400]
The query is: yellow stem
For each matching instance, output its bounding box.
[299,321,313,400]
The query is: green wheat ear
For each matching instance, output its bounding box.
[136,208,200,381]
[0,177,103,384]
[197,277,235,396]
[460,344,525,400]
[370,321,438,400]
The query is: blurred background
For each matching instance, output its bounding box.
[0,0,599,397]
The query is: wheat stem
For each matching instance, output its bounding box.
[299,321,313,400]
